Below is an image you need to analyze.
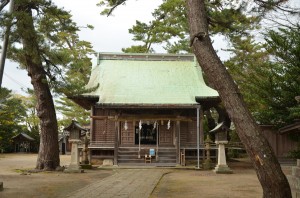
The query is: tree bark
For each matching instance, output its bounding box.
[15,2,60,170]
[186,0,291,197]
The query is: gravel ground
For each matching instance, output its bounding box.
[0,153,293,198]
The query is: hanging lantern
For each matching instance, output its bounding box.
[124,120,128,131]
[167,120,171,130]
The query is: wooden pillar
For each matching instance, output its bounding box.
[89,106,95,163]
[200,107,204,144]
[176,120,180,164]
[156,123,159,161]
[114,117,119,165]
[90,106,95,141]
[200,107,205,160]
[138,120,141,158]
[196,106,200,169]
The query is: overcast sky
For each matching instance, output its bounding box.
[1,0,229,94]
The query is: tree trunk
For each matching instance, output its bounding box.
[15,2,60,170]
[186,1,291,197]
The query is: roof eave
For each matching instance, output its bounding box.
[68,95,99,110]
[195,96,221,110]
[64,120,88,132]
[95,103,201,109]
[279,122,300,134]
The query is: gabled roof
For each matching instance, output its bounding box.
[63,120,87,132]
[12,132,35,141]
[75,53,219,108]
[279,120,300,134]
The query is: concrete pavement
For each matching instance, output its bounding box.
[66,169,168,198]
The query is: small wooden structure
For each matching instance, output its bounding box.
[11,133,35,153]
[260,124,299,158]
[59,121,88,154]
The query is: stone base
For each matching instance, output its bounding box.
[103,159,114,166]
[64,164,84,173]
[0,182,3,191]
[214,165,233,174]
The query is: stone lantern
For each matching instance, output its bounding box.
[202,135,213,170]
[64,120,86,173]
[210,122,232,174]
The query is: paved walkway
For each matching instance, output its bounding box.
[66,169,168,198]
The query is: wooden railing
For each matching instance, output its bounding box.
[227,142,245,150]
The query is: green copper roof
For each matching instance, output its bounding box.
[84,53,218,106]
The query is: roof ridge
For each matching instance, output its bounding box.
[97,52,195,62]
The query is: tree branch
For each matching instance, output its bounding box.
[107,0,127,16]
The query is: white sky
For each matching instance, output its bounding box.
[1,0,229,94]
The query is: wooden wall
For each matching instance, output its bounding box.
[120,121,134,145]
[159,122,174,145]
[180,120,197,146]
[92,109,116,142]
[91,108,199,147]
[261,125,299,157]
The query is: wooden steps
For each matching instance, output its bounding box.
[117,147,177,165]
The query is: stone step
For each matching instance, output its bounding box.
[118,158,176,164]
[118,162,177,167]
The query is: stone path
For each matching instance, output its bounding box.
[66,169,168,198]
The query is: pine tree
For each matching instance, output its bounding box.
[265,25,300,125]
[186,0,292,197]
[0,0,94,170]
[0,88,27,152]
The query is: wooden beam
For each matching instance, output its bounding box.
[90,115,193,122]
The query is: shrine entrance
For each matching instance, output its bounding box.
[135,123,158,145]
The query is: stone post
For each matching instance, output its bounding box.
[64,139,83,173]
[202,135,212,170]
[214,140,232,174]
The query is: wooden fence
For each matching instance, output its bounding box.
[261,125,299,157]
